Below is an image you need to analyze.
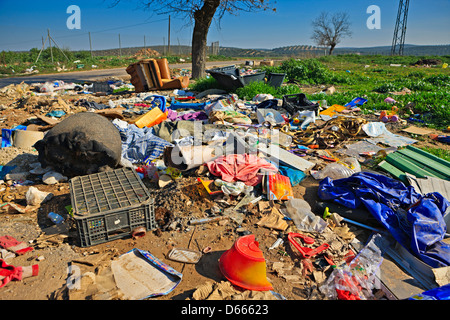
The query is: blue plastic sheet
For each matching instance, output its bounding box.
[318,172,450,268]
[408,283,450,300]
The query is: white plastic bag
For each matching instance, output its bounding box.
[214,179,253,196]
[253,94,274,103]
[319,233,385,300]
[26,186,53,206]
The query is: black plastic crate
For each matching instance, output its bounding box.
[282,93,319,116]
[69,168,156,247]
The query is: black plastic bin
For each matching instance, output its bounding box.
[69,167,156,247]
[267,73,286,88]
[240,72,267,86]
[207,70,244,90]
[92,81,112,94]
[206,68,267,90]
[206,65,239,75]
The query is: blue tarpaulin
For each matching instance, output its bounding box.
[318,172,450,268]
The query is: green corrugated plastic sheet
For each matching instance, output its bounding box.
[378,160,408,184]
[402,146,450,178]
[379,145,450,182]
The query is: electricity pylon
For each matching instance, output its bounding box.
[391,0,410,56]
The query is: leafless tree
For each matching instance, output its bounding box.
[311,12,352,56]
[112,0,275,79]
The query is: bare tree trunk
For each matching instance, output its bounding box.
[191,0,220,79]
[329,44,336,56]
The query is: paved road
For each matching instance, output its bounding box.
[0,60,248,88]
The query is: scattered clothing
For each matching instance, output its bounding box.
[113,119,173,165]
[207,154,278,186]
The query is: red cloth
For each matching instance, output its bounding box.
[206,154,278,186]
[0,235,33,255]
[0,259,39,288]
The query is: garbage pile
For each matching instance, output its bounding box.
[0,65,449,301]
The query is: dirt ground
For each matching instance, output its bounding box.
[0,80,448,301]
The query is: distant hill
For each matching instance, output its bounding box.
[334,44,450,56]
[88,43,450,58]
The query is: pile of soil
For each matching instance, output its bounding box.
[413,58,442,66]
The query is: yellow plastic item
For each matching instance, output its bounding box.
[320,104,347,117]
[197,178,223,196]
[133,107,168,128]
[323,207,331,219]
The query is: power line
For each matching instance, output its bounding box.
[1,18,169,47]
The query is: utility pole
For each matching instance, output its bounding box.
[163,37,166,55]
[48,29,54,63]
[167,15,171,55]
[119,34,122,57]
[35,34,49,64]
[89,32,93,58]
[144,35,146,51]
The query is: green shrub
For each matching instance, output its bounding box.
[189,77,225,92]
[279,58,334,84]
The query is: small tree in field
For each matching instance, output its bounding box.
[113,0,275,79]
[311,12,352,56]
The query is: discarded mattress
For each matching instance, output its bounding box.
[318,171,450,268]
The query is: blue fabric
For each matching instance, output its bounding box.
[115,122,173,164]
[279,165,307,186]
[318,171,450,268]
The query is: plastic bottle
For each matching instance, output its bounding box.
[264,112,277,125]
[48,212,64,224]
[283,199,327,233]
[300,117,314,130]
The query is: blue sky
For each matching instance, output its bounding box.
[0,0,449,52]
